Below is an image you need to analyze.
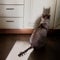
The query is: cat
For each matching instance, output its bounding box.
[18,7,50,57]
[34,8,50,29]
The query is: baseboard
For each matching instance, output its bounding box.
[0,29,60,36]
[0,29,33,34]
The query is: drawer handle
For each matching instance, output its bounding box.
[6,8,14,10]
[6,21,14,22]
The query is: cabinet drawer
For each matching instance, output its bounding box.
[0,18,23,29]
[0,5,24,17]
[0,0,24,4]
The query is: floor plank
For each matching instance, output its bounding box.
[0,34,60,60]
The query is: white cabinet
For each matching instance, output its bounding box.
[0,0,24,29]
[0,0,24,4]
[54,0,60,29]
[0,5,24,17]
[0,18,23,29]
[24,0,31,28]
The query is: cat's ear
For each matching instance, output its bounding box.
[43,7,45,10]
[43,7,50,10]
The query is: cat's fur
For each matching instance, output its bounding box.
[18,8,50,57]
[34,8,50,29]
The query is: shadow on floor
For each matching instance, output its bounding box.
[28,42,60,60]
[0,34,60,60]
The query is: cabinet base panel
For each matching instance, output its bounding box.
[0,29,33,34]
[0,29,60,35]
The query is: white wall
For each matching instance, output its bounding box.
[24,0,56,29]
[54,0,60,29]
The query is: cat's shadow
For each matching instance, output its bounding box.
[28,48,47,60]
[28,42,60,60]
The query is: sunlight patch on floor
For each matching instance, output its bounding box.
[6,41,33,60]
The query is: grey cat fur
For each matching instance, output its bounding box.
[30,8,50,49]
[18,8,50,57]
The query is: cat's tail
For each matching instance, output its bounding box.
[18,46,32,57]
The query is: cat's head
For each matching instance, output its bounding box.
[43,7,50,15]
[42,7,50,19]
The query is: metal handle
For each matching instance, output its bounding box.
[6,21,14,22]
[6,8,14,10]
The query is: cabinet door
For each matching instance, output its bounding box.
[24,0,56,29]
[0,5,24,17]
[24,0,31,28]
[0,0,24,4]
[54,0,60,29]
[0,18,23,29]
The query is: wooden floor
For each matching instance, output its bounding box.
[0,34,60,60]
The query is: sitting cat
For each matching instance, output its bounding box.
[18,7,50,57]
